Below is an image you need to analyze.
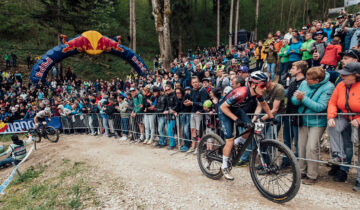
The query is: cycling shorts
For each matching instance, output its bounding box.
[218,107,251,141]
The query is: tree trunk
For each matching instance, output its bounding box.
[132,0,136,52]
[129,0,133,49]
[229,0,234,50]
[179,24,183,56]
[151,0,165,63]
[217,0,220,48]
[129,0,133,50]
[163,0,172,70]
[234,0,239,46]
[57,0,63,80]
[280,0,284,29]
[195,0,197,13]
[254,0,260,41]
[302,0,307,26]
[287,0,294,27]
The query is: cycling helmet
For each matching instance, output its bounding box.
[248,71,269,84]
[44,107,51,113]
[203,100,213,108]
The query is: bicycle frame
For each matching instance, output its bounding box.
[230,127,255,166]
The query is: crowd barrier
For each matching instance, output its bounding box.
[59,112,360,170]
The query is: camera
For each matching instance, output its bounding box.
[348,14,354,19]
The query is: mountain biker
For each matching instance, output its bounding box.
[219,71,276,180]
[34,107,52,131]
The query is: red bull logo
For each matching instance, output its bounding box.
[61,35,94,53]
[35,57,53,78]
[0,122,8,133]
[96,36,124,53]
[61,31,124,55]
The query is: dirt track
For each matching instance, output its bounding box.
[1,135,360,209]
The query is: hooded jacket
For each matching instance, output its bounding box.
[287,41,303,62]
[300,39,316,60]
[327,81,360,122]
[320,43,342,67]
[291,72,335,127]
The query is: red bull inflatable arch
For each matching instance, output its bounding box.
[30,30,149,84]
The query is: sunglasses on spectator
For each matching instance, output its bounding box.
[165,89,171,91]
[176,92,182,95]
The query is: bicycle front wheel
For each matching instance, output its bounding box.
[45,126,59,143]
[249,139,300,203]
[197,133,225,180]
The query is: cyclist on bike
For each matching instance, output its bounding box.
[34,107,52,131]
[219,71,276,180]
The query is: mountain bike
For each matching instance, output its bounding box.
[197,119,300,203]
[33,120,59,143]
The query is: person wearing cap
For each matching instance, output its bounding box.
[202,77,211,93]
[327,62,360,187]
[278,39,290,84]
[130,88,145,142]
[310,31,327,65]
[0,134,34,169]
[238,66,249,81]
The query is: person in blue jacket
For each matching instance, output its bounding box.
[291,66,335,185]
[287,35,303,68]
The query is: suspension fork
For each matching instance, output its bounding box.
[254,135,267,168]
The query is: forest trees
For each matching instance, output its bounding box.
[151,0,172,70]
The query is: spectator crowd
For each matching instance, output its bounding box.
[1,11,360,190]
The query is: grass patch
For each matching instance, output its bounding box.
[0,161,100,210]
[0,134,28,143]
[11,166,44,185]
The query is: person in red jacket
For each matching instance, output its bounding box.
[327,62,360,187]
[321,36,342,67]
[320,36,342,84]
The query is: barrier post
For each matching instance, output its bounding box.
[176,115,180,150]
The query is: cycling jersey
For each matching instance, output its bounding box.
[35,110,49,119]
[219,86,263,140]
[221,86,264,108]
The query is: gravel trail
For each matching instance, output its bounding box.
[1,135,359,209]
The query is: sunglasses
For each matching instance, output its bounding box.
[165,89,171,91]
[176,92,182,95]
[256,84,267,89]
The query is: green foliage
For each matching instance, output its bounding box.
[11,166,45,185]
[0,0,350,81]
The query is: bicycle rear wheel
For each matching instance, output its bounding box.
[249,139,300,203]
[45,126,59,143]
[197,133,225,180]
